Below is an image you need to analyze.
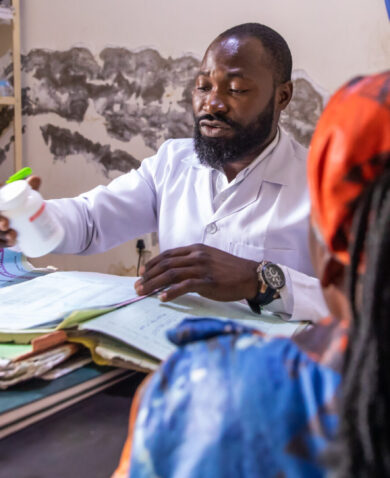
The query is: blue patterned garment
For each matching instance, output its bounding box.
[129,317,346,478]
[0,248,50,288]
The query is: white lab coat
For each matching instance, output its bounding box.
[47,130,329,322]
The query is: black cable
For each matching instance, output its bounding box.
[136,239,145,276]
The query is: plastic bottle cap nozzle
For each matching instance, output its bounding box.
[0,180,30,210]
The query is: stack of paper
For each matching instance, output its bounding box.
[0,251,89,387]
[0,342,79,389]
[0,6,13,24]
[0,249,307,378]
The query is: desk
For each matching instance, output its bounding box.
[0,372,145,478]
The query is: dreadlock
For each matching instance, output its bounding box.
[336,165,390,477]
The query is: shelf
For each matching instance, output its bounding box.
[0,0,21,170]
[0,7,13,22]
[0,0,21,171]
[0,96,15,106]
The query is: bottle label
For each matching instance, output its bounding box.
[29,203,58,241]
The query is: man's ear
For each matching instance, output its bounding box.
[321,255,345,289]
[275,81,293,110]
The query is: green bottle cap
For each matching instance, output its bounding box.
[5,167,32,184]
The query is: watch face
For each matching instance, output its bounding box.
[262,263,286,289]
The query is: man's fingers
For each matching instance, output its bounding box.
[135,266,203,296]
[0,230,16,247]
[142,244,205,273]
[0,216,16,246]
[158,279,204,302]
[6,231,16,246]
[0,217,10,231]
[142,255,199,283]
[27,175,41,191]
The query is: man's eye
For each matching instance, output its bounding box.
[230,88,248,94]
[196,86,210,92]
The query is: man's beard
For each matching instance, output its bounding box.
[193,94,275,169]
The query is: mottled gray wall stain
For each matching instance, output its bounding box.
[23,48,101,121]
[0,59,14,166]
[0,104,12,135]
[0,135,10,165]
[0,47,328,171]
[281,72,328,147]
[40,124,140,176]
[22,47,198,151]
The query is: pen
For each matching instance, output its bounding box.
[5,167,33,184]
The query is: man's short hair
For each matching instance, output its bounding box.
[216,23,292,84]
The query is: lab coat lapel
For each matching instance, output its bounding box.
[210,170,264,222]
[182,152,215,223]
[261,131,293,186]
[210,132,291,223]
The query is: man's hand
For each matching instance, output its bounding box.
[0,216,16,247]
[0,175,41,248]
[134,244,259,303]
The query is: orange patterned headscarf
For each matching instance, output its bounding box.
[308,71,390,265]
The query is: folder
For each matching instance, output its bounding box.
[0,364,134,439]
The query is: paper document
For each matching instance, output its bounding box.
[0,252,307,368]
[0,344,33,361]
[0,272,138,330]
[0,343,78,389]
[79,294,302,361]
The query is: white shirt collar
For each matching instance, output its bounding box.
[231,127,280,183]
[210,129,281,207]
[183,127,281,176]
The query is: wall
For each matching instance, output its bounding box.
[18,0,390,91]
[0,0,389,274]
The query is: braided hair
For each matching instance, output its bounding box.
[336,161,390,477]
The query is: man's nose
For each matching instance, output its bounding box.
[203,90,228,115]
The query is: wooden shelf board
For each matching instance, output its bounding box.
[0,96,15,106]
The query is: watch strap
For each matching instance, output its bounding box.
[247,261,284,314]
[247,286,276,314]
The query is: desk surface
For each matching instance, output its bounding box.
[0,373,145,478]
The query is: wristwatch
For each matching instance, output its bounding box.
[248,261,286,313]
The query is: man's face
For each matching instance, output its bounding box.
[192,35,282,168]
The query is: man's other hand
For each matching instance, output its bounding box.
[134,244,259,303]
[0,175,41,248]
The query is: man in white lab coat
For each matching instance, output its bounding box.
[0,23,328,321]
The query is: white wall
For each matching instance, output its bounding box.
[0,0,389,274]
[21,0,390,91]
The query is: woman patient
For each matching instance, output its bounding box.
[114,71,390,478]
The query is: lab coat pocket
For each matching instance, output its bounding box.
[229,242,297,269]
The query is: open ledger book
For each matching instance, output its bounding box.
[0,251,308,372]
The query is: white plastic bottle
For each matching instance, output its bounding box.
[0,180,65,257]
